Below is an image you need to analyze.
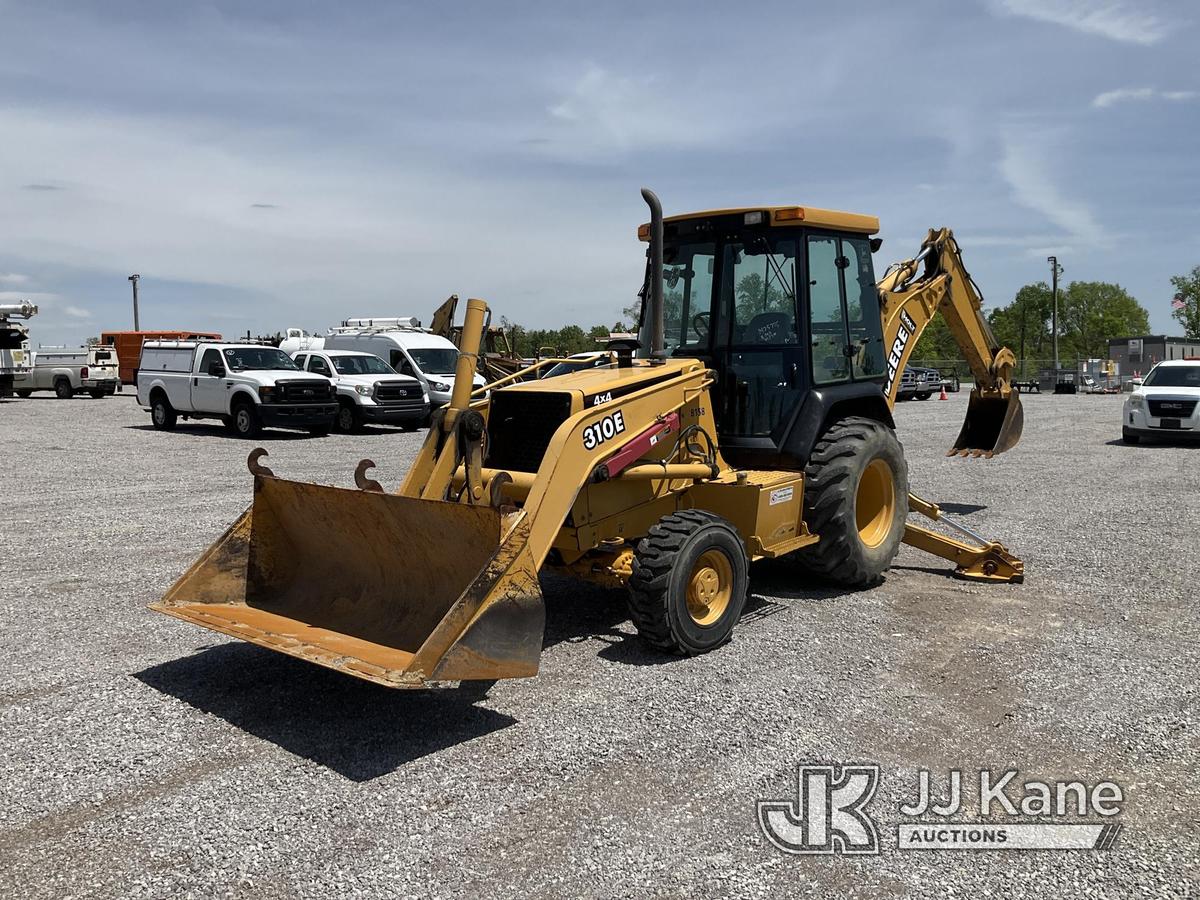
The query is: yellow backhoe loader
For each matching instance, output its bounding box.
[151,190,1024,688]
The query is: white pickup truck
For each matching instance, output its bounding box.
[15,345,121,398]
[290,348,429,432]
[136,340,338,437]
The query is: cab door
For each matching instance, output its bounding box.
[714,235,806,440]
[191,347,228,412]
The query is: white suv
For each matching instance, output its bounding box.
[1122,359,1200,444]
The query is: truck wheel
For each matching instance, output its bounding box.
[627,510,749,655]
[916,392,931,401]
[150,392,177,430]
[1122,428,1141,445]
[16,390,32,398]
[793,416,908,587]
[89,389,105,399]
[54,378,73,399]
[334,400,360,434]
[231,400,261,438]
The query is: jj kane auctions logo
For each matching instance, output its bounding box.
[757,764,1124,854]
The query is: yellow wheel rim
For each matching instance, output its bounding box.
[686,549,734,626]
[856,458,896,549]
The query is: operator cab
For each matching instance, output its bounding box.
[638,206,888,469]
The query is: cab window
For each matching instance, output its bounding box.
[842,236,885,378]
[807,234,884,383]
[307,355,332,377]
[199,348,223,375]
[807,236,847,384]
[661,242,716,352]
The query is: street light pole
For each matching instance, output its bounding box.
[128,274,140,330]
[1047,256,1062,371]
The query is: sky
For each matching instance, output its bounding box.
[0,0,1196,347]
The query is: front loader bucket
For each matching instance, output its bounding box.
[150,473,545,688]
[950,389,1024,457]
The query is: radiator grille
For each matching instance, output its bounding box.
[486,391,573,473]
[1149,398,1197,418]
[277,379,333,404]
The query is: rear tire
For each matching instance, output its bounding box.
[1122,428,1141,445]
[627,510,749,655]
[54,378,73,399]
[89,389,105,399]
[793,416,908,587]
[916,392,931,401]
[150,393,177,430]
[231,400,261,438]
[16,390,32,398]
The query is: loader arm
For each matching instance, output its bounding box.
[876,228,1022,457]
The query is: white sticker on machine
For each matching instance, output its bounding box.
[769,486,794,506]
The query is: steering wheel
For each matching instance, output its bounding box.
[692,312,711,341]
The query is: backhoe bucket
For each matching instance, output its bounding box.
[150,472,545,688]
[950,388,1024,457]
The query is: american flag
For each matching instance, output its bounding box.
[1173,294,1186,310]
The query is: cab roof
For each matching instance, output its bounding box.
[639,206,879,239]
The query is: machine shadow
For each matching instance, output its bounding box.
[124,423,315,441]
[539,563,856,667]
[133,643,516,782]
[936,502,987,516]
[1104,437,1200,448]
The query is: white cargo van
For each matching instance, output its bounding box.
[282,318,485,407]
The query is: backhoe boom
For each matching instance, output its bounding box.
[877,228,1023,457]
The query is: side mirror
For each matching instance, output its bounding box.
[207,360,224,377]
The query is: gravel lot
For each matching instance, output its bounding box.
[1,390,1196,898]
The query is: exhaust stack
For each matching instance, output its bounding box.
[641,188,665,365]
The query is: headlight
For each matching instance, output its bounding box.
[1128,395,1145,409]
[258,386,274,401]
[432,382,451,392]
[355,384,372,395]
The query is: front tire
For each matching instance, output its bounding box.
[627,510,749,655]
[54,379,73,399]
[150,393,177,430]
[16,390,32,398]
[334,400,360,434]
[1122,428,1141,445]
[793,416,908,587]
[231,401,261,438]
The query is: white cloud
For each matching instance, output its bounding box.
[1092,87,1155,108]
[62,305,92,319]
[1093,87,1198,108]
[999,137,1106,246]
[545,65,723,157]
[993,0,1170,45]
[0,272,30,285]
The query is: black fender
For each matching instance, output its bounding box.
[780,381,894,469]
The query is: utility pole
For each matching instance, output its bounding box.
[1047,256,1062,371]
[128,274,140,330]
